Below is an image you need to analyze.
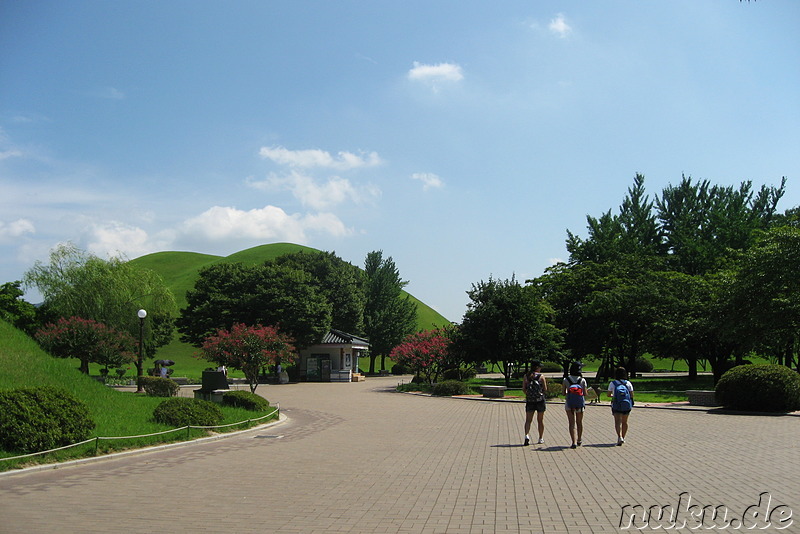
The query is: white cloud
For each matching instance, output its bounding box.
[259,146,382,170]
[91,86,126,100]
[180,205,353,244]
[0,218,35,239]
[0,149,23,160]
[247,171,380,210]
[408,62,464,83]
[548,14,572,38]
[85,221,155,259]
[411,172,444,191]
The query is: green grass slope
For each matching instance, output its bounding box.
[0,319,276,468]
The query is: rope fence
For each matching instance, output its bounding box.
[0,404,280,464]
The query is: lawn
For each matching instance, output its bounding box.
[0,320,279,472]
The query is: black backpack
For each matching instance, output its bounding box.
[525,373,544,402]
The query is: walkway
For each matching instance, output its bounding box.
[0,377,797,533]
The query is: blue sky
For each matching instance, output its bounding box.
[1,1,798,322]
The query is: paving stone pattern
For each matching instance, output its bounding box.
[0,377,797,533]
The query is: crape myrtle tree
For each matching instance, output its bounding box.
[24,243,177,377]
[362,251,418,374]
[178,262,331,350]
[389,328,451,384]
[35,316,137,374]
[547,174,786,382]
[458,276,562,387]
[199,323,296,394]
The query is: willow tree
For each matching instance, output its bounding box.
[24,243,176,376]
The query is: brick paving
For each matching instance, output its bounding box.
[0,376,797,533]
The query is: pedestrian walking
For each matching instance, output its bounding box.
[563,361,587,449]
[608,366,634,445]
[522,361,547,446]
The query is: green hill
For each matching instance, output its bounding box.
[129,243,449,376]
[130,242,450,329]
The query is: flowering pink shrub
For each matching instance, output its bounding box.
[199,323,296,393]
[389,328,451,384]
[35,316,136,374]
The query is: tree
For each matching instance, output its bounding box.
[729,226,800,371]
[270,251,365,334]
[178,262,331,350]
[0,281,37,334]
[390,328,451,384]
[362,251,418,373]
[24,243,177,383]
[199,323,296,393]
[459,277,562,387]
[35,316,137,374]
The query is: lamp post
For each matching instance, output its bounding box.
[136,309,147,393]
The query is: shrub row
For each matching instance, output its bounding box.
[153,397,224,427]
[221,390,270,411]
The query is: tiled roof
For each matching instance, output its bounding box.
[320,329,370,346]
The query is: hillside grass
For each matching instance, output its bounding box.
[0,320,278,471]
[129,242,448,379]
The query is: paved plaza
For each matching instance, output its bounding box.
[0,376,797,533]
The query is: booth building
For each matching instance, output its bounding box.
[297,329,369,382]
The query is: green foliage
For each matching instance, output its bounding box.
[152,397,224,427]
[221,390,271,411]
[363,250,418,373]
[0,386,95,453]
[35,316,136,374]
[715,364,800,413]
[391,363,410,375]
[140,376,180,397]
[0,281,38,334]
[441,368,476,380]
[458,276,562,386]
[178,262,331,350]
[431,380,471,396]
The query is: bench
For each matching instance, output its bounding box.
[687,390,719,407]
[480,385,507,398]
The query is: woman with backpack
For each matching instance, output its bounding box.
[522,361,547,446]
[607,366,634,445]
[562,361,587,449]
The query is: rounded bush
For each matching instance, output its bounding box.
[431,380,470,396]
[441,368,477,381]
[221,390,270,411]
[153,397,224,427]
[0,386,95,453]
[635,357,654,373]
[140,376,179,397]
[715,364,800,413]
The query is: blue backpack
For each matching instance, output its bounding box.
[565,376,585,409]
[611,380,633,412]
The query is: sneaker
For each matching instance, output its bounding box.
[577,441,582,446]
[524,437,530,446]
[617,438,623,446]
[570,443,577,449]
[537,438,544,444]
[621,437,625,444]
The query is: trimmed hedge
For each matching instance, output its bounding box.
[431,380,471,396]
[715,364,800,413]
[0,386,95,453]
[140,376,180,397]
[153,397,224,427]
[221,390,270,411]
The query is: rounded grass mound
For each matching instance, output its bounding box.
[715,364,800,413]
[0,386,95,453]
[221,390,270,411]
[153,397,224,427]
